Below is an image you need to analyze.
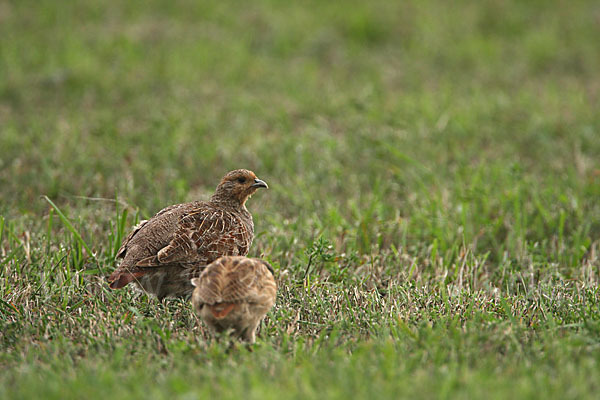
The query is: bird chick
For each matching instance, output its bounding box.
[191,256,277,343]
[108,169,268,300]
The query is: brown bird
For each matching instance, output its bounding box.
[191,256,277,343]
[108,169,268,300]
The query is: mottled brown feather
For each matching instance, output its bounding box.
[107,169,267,300]
[191,256,277,343]
[116,219,148,259]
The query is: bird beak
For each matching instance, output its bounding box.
[251,178,268,189]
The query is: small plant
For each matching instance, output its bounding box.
[302,236,336,280]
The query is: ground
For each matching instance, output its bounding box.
[1,0,600,398]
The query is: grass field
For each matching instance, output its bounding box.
[1,0,600,398]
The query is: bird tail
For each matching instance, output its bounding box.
[108,270,146,289]
[208,303,236,319]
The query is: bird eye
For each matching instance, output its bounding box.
[237,177,246,184]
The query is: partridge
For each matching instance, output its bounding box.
[108,169,268,300]
[191,256,277,343]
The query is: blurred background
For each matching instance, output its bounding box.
[2,2,600,396]
[1,0,599,270]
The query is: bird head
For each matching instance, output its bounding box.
[211,169,268,207]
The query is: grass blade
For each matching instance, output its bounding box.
[42,195,100,270]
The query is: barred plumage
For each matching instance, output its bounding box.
[191,256,277,343]
[107,169,268,300]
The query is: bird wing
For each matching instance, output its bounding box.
[115,204,182,259]
[116,219,148,259]
[221,259,277,304]
[134,206,252,267]
[192,258,276,310]
[191,260,227,305]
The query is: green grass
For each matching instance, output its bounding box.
[1,0,600,398]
